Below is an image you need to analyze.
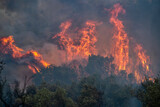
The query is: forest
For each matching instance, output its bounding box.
[0,55,160,107]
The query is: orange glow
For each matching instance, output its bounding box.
[133,44,153,83]
[135,44,151,72]
[27,50,50,68]
[0,35,24,58]
[0,36,50,73]
[109,4,153,83]
[0,4,154,83]
[52,20,97,62]
[110,4,129,72]
[28,65,37,74]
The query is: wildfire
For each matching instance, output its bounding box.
[109,3,129,72]
[134,44,152,83]
[109,4,152,83]
[135,44,151,72]
[0,3,153,83]
[0,36,50,73]
[51,4,153,83]
[52,20,97,62]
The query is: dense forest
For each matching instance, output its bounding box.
[0,55,160,107]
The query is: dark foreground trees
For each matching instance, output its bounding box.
[135,78,160,107]
[1,59,160,107]
[78,84,103,107]
[0,61,10,107]
[1,73,160,107]
[26,87,54,106]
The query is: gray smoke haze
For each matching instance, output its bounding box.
[0,0,160,79]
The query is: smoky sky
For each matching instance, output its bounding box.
[0,0,160,71]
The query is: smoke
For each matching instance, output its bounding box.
[129,97,142,107]
[39,43,66,66]
[0,0,160,81]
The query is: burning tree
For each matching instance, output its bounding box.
[0,36,50,74]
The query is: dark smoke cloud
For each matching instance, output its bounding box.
[0,0,160,79]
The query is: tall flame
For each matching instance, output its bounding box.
[0,36,50,73]
[52,20,97,62]
[110,4,129,72]
[134,44,152,83]
[109,4,152,83]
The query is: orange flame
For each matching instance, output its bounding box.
[0,4,153,83]
[0,36,50,73]
[52,20,97,62]
[0,36,24,58]
[109,4,153,83]
[110,4,129,72]
[135,44,151,72]
[134,44,152,83]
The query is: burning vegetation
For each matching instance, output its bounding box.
[51,4,153,83]
[52,20,98,62]
[0,4,153,83]
[0,36,50,74]
[108,4,152,83]
[0,1,160,107]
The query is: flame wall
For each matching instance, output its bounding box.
[0,0,159,83]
